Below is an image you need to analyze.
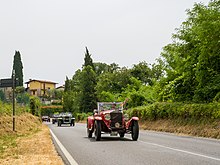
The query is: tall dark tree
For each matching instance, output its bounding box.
[64,76,71,92]
[83,47,94,70]
[12,51,23,86]
[80,66,97,112]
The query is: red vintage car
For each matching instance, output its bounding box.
[87,102,139,141]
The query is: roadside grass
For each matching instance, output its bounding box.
[0,113,42,159]
[0,135,17,159]
[0,113,63,164]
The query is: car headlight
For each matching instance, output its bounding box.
[124,114,129,121]
[104,114,111,120]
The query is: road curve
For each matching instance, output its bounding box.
[47,123,220,165]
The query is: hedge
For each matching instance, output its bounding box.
[126,102,220,121]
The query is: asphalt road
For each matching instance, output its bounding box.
[47,123,220,165]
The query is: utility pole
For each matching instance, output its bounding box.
[12,70,15,131]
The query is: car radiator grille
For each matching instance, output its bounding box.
[110,112,122,128]
[64,117,70,122]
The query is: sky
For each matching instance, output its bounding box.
[0,0,210,86]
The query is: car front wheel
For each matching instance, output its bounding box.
[58,120,61,127]
[94,120,101,141]
[131,120,139,141]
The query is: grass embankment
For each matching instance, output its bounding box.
[127,102,220,139]
[0,102,63,164]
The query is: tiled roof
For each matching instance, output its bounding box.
[25,79,57,84]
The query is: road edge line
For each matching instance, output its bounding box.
[50,129,78,165]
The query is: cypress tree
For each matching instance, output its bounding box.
[12,51,23,86]
[80,66,97,112]
[83,47,94,70]
[64,76,71,92]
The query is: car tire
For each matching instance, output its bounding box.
[95,120,101,141]
[131,121,139,141]
[71,120,75,127]
[58,120,61,127]
[87,127,93,138]
[119,132,125,138]
[87,121,93,138]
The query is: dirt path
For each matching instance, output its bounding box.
[1,124,64,165]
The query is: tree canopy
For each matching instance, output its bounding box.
[63,0,220,114]
[159,0,220,102]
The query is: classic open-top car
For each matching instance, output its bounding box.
[42,115,50,122]
[57,112,75,127]
[51,114,59,124]
[87,102,139,141]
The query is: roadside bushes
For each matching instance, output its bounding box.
[75,112,93,121]
[0,101,28,115]
[127,102,220,121]
[30,97,41,116]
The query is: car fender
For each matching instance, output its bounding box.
[126,117,139,129]
[94,116,102,121]
[87,116,94,129]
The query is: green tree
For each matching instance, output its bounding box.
[0,90,5,101]
[64,76,71,92]
[80,66,97,112]
[94,62,109,76]
[83,47,94,70]
[96,67,132,98]
[30,96,41,116]
[159,0,220,102]
[12,51,24,86]
[130,61,152,85]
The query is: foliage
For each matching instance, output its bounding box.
[29,96,41,116]
[75,112,93,121]
[159,1,220,102]
[0,90,6,101]
[83,47,94,70]
[0,100,29,115]
[130,61,152,85]
[63,91,75,112]
[14,86,30,104]
[12,50,23,86]
[62,1,220,112]
[96,67,132,96]
[41,105,63,116]
[127,102,220,121]
[16,93,30,104]
[79,66,97,112]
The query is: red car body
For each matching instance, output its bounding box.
[87,102,139,141]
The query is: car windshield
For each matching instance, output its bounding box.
[59,112,72,117]
[98,102,123,111]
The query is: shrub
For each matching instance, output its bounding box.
[0,100,29,115]
[127,102,220,121]
[75,112,93,121]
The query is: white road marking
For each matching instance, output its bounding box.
[139,140,220,162]
[50,129,78,165]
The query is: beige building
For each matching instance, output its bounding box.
[25,79,57,97]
